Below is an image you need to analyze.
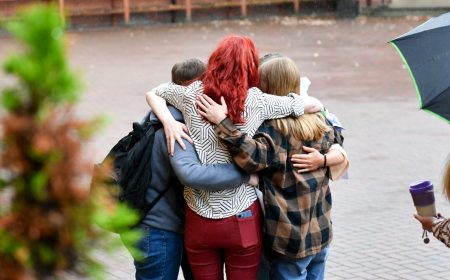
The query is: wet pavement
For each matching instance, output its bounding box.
[1,15,450,279]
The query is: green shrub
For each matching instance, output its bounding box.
[0,5,140,279]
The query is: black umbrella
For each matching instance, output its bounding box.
[390,13,450,123]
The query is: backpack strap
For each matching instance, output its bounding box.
[136,121,179,223]
[138,185,171,223]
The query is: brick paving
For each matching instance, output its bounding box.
[2,14,449,280]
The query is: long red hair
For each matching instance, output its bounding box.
[202,35,259,124]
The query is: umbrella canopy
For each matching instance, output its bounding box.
[390,13,450,123]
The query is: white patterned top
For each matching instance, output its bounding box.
[155,81,304,219]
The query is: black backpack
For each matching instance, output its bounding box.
[93,119,173,231]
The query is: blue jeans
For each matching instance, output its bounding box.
[257,250,271,280]
[270,246,329,280]
[129,226,184,280]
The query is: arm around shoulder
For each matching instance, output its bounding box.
[216,118,276,174]
[145,89,174,125]
[145,87,192,155]
[257,90,305,120]
[169,138,249,191]
[328,144,349,180]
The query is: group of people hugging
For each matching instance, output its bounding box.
[125,35,350,280]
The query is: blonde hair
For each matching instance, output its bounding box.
[444,156,450,201]
[259,57,330,141]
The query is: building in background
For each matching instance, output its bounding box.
[0,0,449,28]
[0,0,351,27]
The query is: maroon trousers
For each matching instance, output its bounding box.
[184,201,263,280]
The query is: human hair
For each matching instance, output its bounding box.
[443,156,450,201]
[202,35,259,124]
[258,57,330,141]
[171,58,206,86]
[259,56,300,96]
[259,52,283,65]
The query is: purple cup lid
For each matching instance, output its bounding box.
[409,180,433,194]
[409,180,435,206]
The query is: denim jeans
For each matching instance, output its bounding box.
[256,250,271,280]
[131,226,184,280]
[270,246,330,280]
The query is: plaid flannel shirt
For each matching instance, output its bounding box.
[433,218,450,248]
[216,116,342,258]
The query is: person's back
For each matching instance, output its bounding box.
[199,56,346,280]
[135,106,252,280]
[256,117,336,257]
[136,56,262,280]
[148,37,306,219]
[140,109,185,233]
[146,35,314,280]
[257,57,337,259]
[140,58,207,235]
[126,58,203,280]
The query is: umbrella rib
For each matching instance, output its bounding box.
[389,41,422,108]
[422,109,450,123]
[422,85,450,122]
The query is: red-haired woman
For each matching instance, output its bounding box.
[145,35,322,280]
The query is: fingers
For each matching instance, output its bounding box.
[220,96,228,111]
[413,214,427,231]
[298,168,311,173]
[196,98,210,113]
[292,150,312,165]
[293,162,313,173]
[181,131,193,144]
[197,109,208,118]
[291,156,310,163]
[164,124,190,156]
[291,154,310,159]
[164,126,174,155]
[166,135,172,156]
[202,94,216,105]
[175,134,186,151]
[168,136,175,156]
[414,214,428,224]
[293,163,309,169]
[180,124,193,144]
[197,102,209,113]
[302,146,316,152]
[197,106,214,123]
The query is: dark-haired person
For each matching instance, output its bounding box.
[129,108,257,280]
[127,58,258,280]
[171,58,206,86]
[145,35,323,280]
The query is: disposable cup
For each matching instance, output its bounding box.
[409,180,436,217]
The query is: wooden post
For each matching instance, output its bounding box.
[170,0,177,23]
[294,0,300,14]
[124,0,130,25]
[59,0,65,26]
[185,0,192,22]
[241,0,247,18]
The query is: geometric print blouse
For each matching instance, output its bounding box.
[155,80,304,219]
